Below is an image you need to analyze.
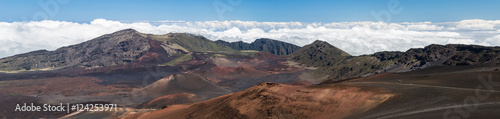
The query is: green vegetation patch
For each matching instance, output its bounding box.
[148,33,236,53]
[162,53,194,66]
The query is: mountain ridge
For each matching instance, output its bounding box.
[1,28,499,79]
[301,42,500,81]
[214,38,301,55]
[0,29,302,71]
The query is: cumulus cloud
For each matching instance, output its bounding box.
[0,19,499,58]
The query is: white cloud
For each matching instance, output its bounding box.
[454,19,500,30]
[0,19,499,58]
[484,35,500,46]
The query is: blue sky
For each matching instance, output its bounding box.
[1,0,499,23]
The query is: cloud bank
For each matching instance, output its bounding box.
[0,19,499,58]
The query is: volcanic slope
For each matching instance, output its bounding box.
[132,73,231,101]
[0,29,176,71]
[339,65,500,119]
[126,82,393,119]
[136,93,202,109]
[289,40,351,67]
[146,33,236,53]
[211,65,269,79]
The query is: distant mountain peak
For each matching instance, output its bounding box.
[312,40,325,43]
[310,40,350,56]
[311,40,335,46]
[0,29,166,71]
[106,28,141,36]
[116,28,138,33]
[254,38,273,42]
[290,40,351,67]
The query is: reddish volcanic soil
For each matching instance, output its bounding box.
[256,60,302,74]
[136,93,202,109]
[134,39,171,64]
[253,51,283,59]
[127,82,393,119]
[0,76,129,96]
[211,65,268,79]
[134,73,230,101]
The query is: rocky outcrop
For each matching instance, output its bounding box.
[374,44,500,72]
[215,38,301,55]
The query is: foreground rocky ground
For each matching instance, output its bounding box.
[112,65,500,119]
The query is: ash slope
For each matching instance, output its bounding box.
[342,65,500,119]
[128,82,392,119]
